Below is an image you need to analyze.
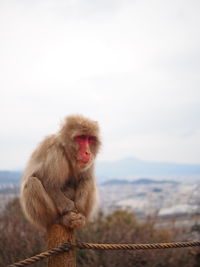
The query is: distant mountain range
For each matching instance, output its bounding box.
[0,171,22,183]
[96,157,200,179]
[0,157,200,184]
[102,178,179,186]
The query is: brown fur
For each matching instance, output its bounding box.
[20,115,101,230]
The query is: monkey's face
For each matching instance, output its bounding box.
[74,135,96,170]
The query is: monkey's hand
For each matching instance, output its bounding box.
[60,211,86,229]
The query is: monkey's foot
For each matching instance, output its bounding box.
[61,212,86,229]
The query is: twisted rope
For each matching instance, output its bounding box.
[8,243,72,267]
[8,240,200,267]
[77,240,200,250]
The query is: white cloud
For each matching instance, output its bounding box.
[0,0,200,169]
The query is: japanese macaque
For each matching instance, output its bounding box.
[20,115,101,231]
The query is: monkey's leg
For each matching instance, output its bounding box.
[21,176,58,229]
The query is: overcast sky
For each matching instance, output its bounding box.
[0,0,200,169]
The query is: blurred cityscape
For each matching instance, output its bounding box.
[99,178,200,227]
[0,171,200,227]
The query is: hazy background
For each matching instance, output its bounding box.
[0,0,200,170]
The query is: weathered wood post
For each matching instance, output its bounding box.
[47,224,76,267]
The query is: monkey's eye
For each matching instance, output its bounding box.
[88,136,96,143]
[76,135,87,140]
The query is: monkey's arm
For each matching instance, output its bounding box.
[74,176,97,218]
[44,184,87,229]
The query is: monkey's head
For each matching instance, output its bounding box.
[59,115,101,172]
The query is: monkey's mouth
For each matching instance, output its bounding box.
[79,159,90,165]
[76,157,91,167]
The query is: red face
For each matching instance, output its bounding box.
[75,135,96,165]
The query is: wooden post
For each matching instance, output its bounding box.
[47,224,76,267]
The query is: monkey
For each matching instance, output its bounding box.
[20,115,101,231]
